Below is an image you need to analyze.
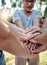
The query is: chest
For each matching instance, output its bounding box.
[21,15,36,28]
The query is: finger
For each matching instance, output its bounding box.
[29,33,41,43]
[25,27,41,34]
[27,28,41,34]
[29,44,36,53]
[19,33,32,41]
[30,39,37,44]
[31,45,46,54]
[26,42,32,49]
[31,44,37,50]
[26,26,37,31]
[23,42,30,53]
[25,26,39,33]
[30,33,40,39]
[24,33,40,41]
[26,43,37,54]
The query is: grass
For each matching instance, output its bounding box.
[39,50,47,65]
[4,50,47,65]
[4,51,15,65]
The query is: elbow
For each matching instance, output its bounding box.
[0,29,11,39]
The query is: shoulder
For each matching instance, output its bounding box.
[13,10,23,22]
[32,9,42,18]
[14,10,23,15]
[33,9,41,14]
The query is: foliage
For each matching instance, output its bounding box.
[12,3,16,8]
[39,51,47,65]
[1,0,47,10]
[38,0,47,10]
[1,0,6,7]
[4,51,15,65]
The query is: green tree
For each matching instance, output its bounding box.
[10,0,21,8]
[1,0,6,8]
[12,3,16,8]
[38,0,47,10]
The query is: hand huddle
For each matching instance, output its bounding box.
[23,41,45,55]
[19,26,46,55]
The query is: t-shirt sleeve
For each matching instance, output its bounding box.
[13,11,21,23]
[36,10,42,18]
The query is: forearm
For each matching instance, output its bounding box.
[0,19,39,58]
[0,23,33,58]
[33,18,47,45]
[0,20,10,39]
[14,20,24,29]
[0,20,27,57]
[33,31,47,44]
[2,19,25,33]
[33,17,42,27]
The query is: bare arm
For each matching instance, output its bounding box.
[33,31,47,44]
[33,18,47,45]
[28,17,47,53]
[0,20,10,39]
[1,19,33,41]
[0,19,35,58]
[26,17,42,33]
[33,17,42,26]
[14,19,24,29]
[14,19,42,41]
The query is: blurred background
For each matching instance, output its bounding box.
[0,0,47,65]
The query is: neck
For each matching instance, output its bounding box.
[24,10,32,17]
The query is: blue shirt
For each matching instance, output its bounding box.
[13,9,42,28]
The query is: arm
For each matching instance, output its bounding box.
[14,19,29,41]
[26,17,42,34]
[27,17,46,54]
[33,18,47,45]
[33,17,42,27]
[2,19,33,41]
[0,20,10,39]
[25,16,44,54]
[0,19,35,58]
[13,16,43,54]
[33,31,47,45]
[14,19,24,29]
[25,17,42,42]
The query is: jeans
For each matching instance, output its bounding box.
[0,50,6,65]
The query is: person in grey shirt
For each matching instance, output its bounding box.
[13,0,42,65]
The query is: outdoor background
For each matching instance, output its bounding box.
[0,0,47,65]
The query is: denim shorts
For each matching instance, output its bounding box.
[0,50,6,65]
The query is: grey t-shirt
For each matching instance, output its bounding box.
[13,9,42,29]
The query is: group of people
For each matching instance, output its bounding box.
[0,0,47,65]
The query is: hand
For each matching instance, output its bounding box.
[25,26,41,40]
[30,44,46,54]
[18,31,41,42]
[25,26,41,34]
[16,32,32,41]
[15,26,41,42]
[23,41,37,54]
[23,41,46,55]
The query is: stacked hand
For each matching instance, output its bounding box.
[23,41,46,55]
[18,26,46,55]
[18,26,41,41]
